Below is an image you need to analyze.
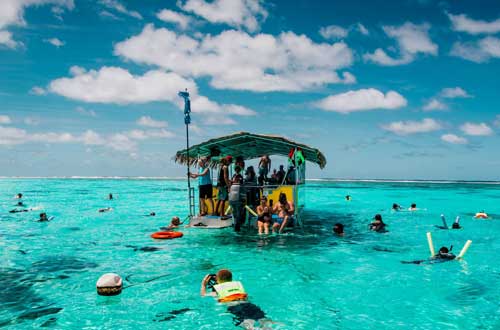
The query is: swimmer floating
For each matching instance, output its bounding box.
[402,232,472,264]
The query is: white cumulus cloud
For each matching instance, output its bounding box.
[451,37,500,63]
[423,99,447,111]
[0,115,12,124]
[382,118,442,135]
[44,37,64,47]
[180,0,267,32]
[315,88,407,114]
[319,25,348,39]
[364,22,437,66]
[49,66,197,104]
[137,116,168,128]
[448,13,500,35]
[114,25,354,92]
[460,122,494,136]
[0,0,73,48]
[157,9,191,29]
[440,87,471,98]
[441,133,468,144]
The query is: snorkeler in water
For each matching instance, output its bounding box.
[370,214,387,233]
[436,215,462,230]
[452,216,461,229]
[402,246,456,265]
[409,203,418,211]
[9,208,30,213]
[392,203,402,211]
[345,195,351,201]
[333,223,344,236]
[37,213,53,222]
[98,207,113,213]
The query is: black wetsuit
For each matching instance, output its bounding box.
[227,302,266,326]
[402,253,456,264]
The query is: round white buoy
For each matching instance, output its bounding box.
[96,273,123,296]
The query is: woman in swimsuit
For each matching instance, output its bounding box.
[256,196,272,235]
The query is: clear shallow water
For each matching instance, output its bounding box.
[1,179,500,329]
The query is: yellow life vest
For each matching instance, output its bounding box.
[213,281,247,302]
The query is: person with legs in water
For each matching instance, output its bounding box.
[256,196,272,235]
[200,269,271,329]
[190,157,214,216]
[370,214,387,233]
[333,223,344,236]
[272,192,294,233]
[402,246,456,264]
[215,157,231,218]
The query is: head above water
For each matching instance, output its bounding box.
[216,269,232,283]
[333,223,344,234]
[439,246,449,254]
[411,203,416,208]
[171,216,180,226]
[374,214,383,222]
[392,203,399,209]
[17,193,23,198]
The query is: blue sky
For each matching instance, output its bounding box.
[1,0,500,180]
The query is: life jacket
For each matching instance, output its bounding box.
[213,281,248,302]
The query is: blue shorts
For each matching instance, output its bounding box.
[275,216,294,226]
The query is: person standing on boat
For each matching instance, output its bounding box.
[229,166,246,231]
[215,157,231,217]
[190,157,214,216]
[258,155,271,186]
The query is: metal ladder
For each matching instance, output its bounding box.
[188,187,196,217]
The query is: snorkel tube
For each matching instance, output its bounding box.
[456,240,472,259]
[426,232,435,257]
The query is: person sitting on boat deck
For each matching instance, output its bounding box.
[200,269,269,329]
[276,165,286,184]
[257,196,272,235]
[272,192,295,233]
[108,193,113,200]
[258,155,271,186]
[190,157,214,216]
[229,166,246,232]
[370,214,387,233]
[392,203,402,211]
[333,223,344,236]
[269,169,278,184]
[215,157,231,218]
[409,203,418,211]
[244,166,259,209]
[38,212,49,222]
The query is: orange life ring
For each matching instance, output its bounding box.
[151,231,183,239]
[474,213,488,219]
[218,293,248,303]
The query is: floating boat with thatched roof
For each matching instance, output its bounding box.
[175,131,327,229]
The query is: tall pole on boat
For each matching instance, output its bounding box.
[179,90,193,217]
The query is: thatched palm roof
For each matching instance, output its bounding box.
[175,131,327,169]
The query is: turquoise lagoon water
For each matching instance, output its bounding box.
[1,178,500,329]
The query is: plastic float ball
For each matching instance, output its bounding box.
[96,273,123,296]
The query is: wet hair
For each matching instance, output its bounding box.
[374,214,383,221]
[333,223,344,234]
[411,203,416,208]
[216,269,232,283]
[439,246,449,254]
[279,192,287,204]
[171,216,180,226]
[392,203,399,209]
